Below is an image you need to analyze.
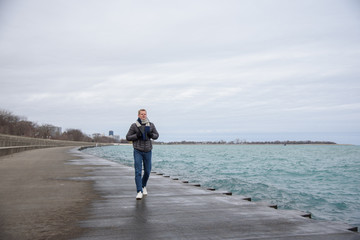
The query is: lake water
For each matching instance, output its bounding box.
[82,144,360,228]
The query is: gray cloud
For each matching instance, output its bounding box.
[1,0,360,144]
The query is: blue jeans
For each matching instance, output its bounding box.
[134,149,152,193]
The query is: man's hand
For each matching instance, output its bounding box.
[137,131,143,139]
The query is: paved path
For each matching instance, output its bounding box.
[70,149,359,240]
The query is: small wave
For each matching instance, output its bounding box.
[82,144,360,227]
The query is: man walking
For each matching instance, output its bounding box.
[126,109,159,200]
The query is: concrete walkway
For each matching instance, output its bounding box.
[70,149,359,240]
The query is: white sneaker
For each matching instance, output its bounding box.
[142,187,148,196]
[136,191,143,200]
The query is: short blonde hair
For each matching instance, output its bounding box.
[138,109,147,115]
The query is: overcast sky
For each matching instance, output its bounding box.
[1,0,360,144]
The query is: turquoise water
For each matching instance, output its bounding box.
[82,144,360,227]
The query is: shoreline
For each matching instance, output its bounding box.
[1,146,358,239]
[82,144,359,228]
[72,150,360,239]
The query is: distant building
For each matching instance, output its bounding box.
[113,135,120,141]
[49,126,62,137]
[108,130,120,142]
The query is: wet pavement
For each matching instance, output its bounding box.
[70,148,359,240]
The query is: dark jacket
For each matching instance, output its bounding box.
[126,122,159,152]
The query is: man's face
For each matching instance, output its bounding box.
[138,111,147,120]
